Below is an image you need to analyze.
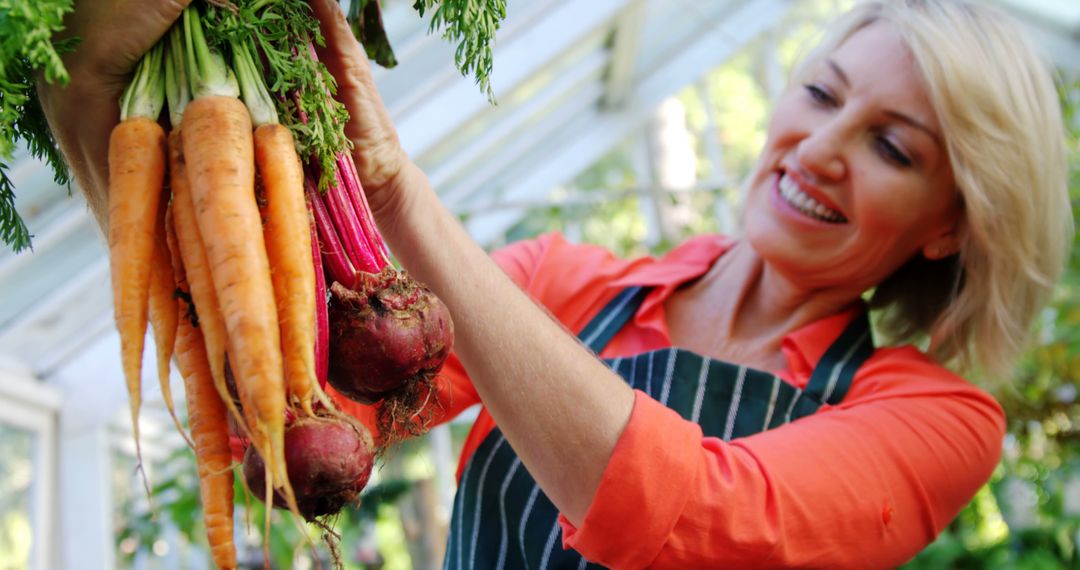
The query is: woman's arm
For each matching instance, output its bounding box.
[330,237,559,441]
[37,0,191,232]
[380,167,638,524]
[310,0,635,525]
[562,351,1004,568]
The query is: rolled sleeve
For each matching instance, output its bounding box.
[559,390,703,569]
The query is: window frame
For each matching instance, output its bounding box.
[0,368,61,570]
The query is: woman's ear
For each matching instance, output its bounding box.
[922,233,962,260]
[923,190,965,260]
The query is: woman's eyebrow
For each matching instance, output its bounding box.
[826,57,942,145]
[885,110,942,143]
[826,58,850,87]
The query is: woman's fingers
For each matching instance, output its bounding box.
[63,0,192,89]
[309,0,409,198]
[38,0,191,232]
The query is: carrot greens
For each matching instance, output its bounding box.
[0,0,75,252]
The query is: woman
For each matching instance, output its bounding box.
[40,0,1072,567]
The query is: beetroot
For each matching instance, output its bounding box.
[327,267,454,403]
[243,416,375,521]
[300,101,454,439]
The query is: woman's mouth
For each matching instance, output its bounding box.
[777,173,847,223]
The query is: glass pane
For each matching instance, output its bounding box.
[0,424,35,570]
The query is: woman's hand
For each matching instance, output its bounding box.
[38,0,406,231]
[37,0,191,231]
[308,0,413,217]
[309,1,636,527]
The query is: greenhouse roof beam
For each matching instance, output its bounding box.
[460,0,792,244]
[433,51,610,203]
[602,0,648,110]
[396,0,633,158]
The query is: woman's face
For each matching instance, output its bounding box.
[743,21,961,294]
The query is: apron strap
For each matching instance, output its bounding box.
[579,286,873,407]
[577,286,652,353]
[802,311,874,406]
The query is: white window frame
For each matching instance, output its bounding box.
[0,368,61,570]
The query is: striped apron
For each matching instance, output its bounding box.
[444,286,874,569]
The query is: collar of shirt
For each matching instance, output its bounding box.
[607,234,866,388]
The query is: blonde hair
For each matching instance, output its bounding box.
[791,0,1073,381]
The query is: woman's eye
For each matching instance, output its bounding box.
[875,137,913,167]
[804,84,835,106]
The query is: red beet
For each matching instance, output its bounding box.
[243,416,375,521]
[327,266,454,404]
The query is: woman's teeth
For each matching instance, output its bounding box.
[778,174,846,223]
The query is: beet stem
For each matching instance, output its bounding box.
[338,152,389,269]
[322,171,371,272]
[299,42,387,274]
[308,204,330,387]
[307,179,355,285]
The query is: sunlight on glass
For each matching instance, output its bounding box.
[972,486,1009,546]
[0,424,34,570]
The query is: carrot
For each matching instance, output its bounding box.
[254,123,326,416]
[165,19,248,436]
[148,202,192,449]
[176,14,305,553]
[172,256,238,570]
[107,43,166,493]
[181,9,290,500]
[165,186,236,568]
[164,202,183,306]
[232,27,329,418]
[167,129,246,431]
[181,94,285,474]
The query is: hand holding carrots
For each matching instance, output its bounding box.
[309,0,413,212]
[37,0,192,231]
[39,2,449,566]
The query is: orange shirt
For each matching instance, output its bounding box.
[333,232,1005,568]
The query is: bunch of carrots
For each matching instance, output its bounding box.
[105,2,453,567]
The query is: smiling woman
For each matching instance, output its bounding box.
[325,1,1069,566]
[777,0,1074,380]
[742,19,966,339]
[34,0,1075,568]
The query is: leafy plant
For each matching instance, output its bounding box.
[0,0,508,252]
[412,0,505,102]
[347,0,507,102]
[0,0,75,252]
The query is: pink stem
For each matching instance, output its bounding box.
[338,152,389,269]
[300,41,388,275]
[308,204,329,387]
[340,181,381,267]
[323,172,370,272]
[331,167,381,274]
[292,88,310,126]
[307,179,355,285]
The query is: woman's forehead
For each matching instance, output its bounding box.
[826,22,942,135]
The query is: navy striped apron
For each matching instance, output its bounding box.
[444,286,874,569]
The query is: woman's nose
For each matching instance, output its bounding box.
[795,123,847,182]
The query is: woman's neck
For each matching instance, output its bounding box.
[665,240,862,370]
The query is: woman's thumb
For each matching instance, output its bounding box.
[64,0,192,81]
